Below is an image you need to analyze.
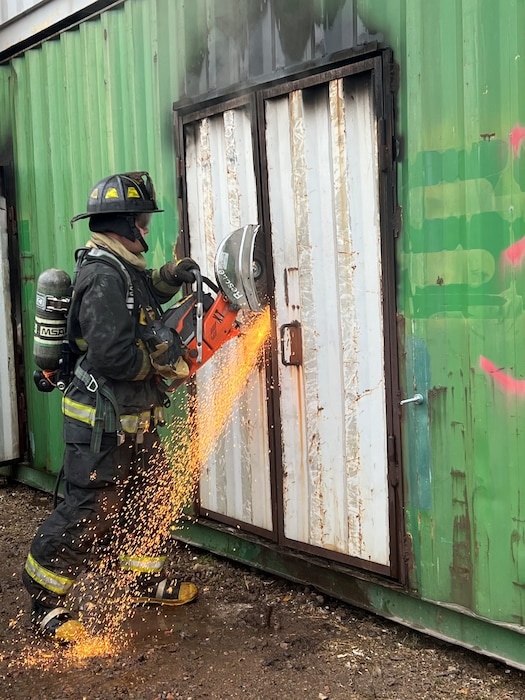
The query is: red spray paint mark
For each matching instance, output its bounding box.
[510,126,525,156]
[479,355,525,395]
[501,237,525,267]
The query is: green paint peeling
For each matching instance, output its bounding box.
[396,2,525,625]
[360,0,525,628]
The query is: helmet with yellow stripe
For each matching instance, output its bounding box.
[71,171,163,222]
[70,171,163,253]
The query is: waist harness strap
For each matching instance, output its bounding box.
[67,366,165,452]
[74,364,121,452]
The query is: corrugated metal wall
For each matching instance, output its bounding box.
[4,0,181,476]
[359,0,525,626]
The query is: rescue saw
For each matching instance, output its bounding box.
[162,224,268,390]
[33,224,268,393]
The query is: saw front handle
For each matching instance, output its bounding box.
[193,268,204,364]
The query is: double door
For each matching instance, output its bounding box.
[177,53,402,577]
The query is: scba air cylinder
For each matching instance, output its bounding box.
[33,269,72,370]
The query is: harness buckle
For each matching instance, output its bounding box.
[117,431,125,446]
[85,374,99,392]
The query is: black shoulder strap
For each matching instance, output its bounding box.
[73,247,90,285]
[73,247,135,313]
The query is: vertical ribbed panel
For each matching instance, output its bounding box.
[7,1,181,474]
[358,0,525,623]
[174,0,375,99]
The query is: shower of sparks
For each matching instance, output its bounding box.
[163,306,272,527]
[12,306,271,668]
[181,306,271,467]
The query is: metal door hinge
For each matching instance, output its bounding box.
[389,61,400,95]
[387,433,396,462]
[393,205,402,238]
[176,157,184,198]
[387,434,400,486]
[8,206,18,233]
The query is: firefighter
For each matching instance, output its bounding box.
[23,171,200,642]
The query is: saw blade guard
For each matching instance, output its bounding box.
[214,224,267,312]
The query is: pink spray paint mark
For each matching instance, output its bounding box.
[504,130,525,266]
[481,129,525,396]
[501,237,525,267]
[479,355,525,395]
[510,126,525,156]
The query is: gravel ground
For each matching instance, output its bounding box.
[1,481,524,700]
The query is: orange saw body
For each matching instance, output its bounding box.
[162,224,267,390]
[163,288,241,386]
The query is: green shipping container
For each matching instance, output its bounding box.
[1,0,525,669]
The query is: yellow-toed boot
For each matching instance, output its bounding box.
[132,577,198,606]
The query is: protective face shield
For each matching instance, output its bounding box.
[130,212,153,251]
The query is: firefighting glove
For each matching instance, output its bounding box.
[159,258,200,286]
[143,321,190,381]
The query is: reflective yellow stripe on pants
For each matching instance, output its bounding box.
[62,399,165,434]
[119,554,166,574]
[24,552,75,596]
[62,396,96,427]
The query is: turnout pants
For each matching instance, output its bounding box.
[23,419,172,609]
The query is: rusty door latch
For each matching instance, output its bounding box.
[280,321,302,366]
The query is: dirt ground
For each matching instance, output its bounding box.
[1,482,525,700]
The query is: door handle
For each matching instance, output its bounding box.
[280,322,302,366]
[399,393,424,406]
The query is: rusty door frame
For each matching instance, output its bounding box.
[174,48,406,585]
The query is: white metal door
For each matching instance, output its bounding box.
[264,75,390,566]
[183,104,273,532]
